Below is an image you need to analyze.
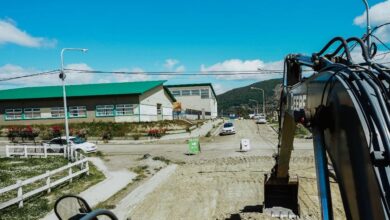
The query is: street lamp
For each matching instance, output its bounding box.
[60,48,88,160]
[251,87,265,115]
[249,99,259,115]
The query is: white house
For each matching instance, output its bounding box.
[166,83,218,119]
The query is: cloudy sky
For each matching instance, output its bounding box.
[0,0,389,94]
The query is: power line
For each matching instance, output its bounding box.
[0,69,60,82]
[64,68,285,75]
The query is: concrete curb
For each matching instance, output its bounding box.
[42,158,136,220]
[113,164,178,219]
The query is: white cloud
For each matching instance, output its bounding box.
[161,58,186,79]
[64,63,94,84]
[0,19,57,48]
[200,59,283,80]
[354,0,390,42]
[111,67,150,82]
[163,59,179,70]
[0,63,95,90]
[213,83,227,95]
[175,65,186,72]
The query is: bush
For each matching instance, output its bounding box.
[132,133,141,140]
[102,131,112,142]
[50,126,62,138]
[205,131,211,137]
[147,128,166,138]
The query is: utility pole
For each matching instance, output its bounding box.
[60,48,88,160]
[251,87,265,116]
[249,99,259,115]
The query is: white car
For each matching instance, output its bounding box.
[256,116,267,124]
[220,122,236,135]
[43,136,97,153]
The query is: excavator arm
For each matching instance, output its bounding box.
[263,37,390,220]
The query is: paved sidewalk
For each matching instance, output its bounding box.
[42,157,136,220]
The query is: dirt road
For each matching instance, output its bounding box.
[95,120,345,219]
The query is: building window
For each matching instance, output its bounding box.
[51,107,65,118]
[171,90,181,96]
[24,108,41,119]
[191,90,200,96]
[69,106,87,118]
[182,90,190,96]
[116,104,135,116]
[201,89,210,99]
[96,105,114,117]
[5,109,22,120]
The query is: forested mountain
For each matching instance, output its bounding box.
[217,78,282,116]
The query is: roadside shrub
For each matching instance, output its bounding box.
[20,126,40,142]
[205,131,211,137]
[77,128,88,140]
[50,126,62,138]
[132,133,141,140]
[7,127,19,143]
[102,131,112,142]
[147,128,166,138]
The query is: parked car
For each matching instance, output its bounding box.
[220,122,236,135]
[42,136,97,153]
[256,116,267,124]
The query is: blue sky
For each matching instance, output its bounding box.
[0,0,389,94]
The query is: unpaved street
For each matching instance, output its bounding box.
[96,120,344,219]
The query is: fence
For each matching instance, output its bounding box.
[0,155,89,210]
[5,145,64,158]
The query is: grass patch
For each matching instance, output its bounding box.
[152,156,171,164]
[268,123,311,138]
[0,157,105,220]
[295,124,311,138]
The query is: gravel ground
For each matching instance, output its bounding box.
[0,120,336,220]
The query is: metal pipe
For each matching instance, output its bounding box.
[312,127,333,220]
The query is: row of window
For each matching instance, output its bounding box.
[171,89,210,98]
[95,104,136,117]
[5,104,137,120]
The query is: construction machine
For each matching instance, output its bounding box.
[263,35,390,220]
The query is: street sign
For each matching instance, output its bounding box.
[188,138,201,154]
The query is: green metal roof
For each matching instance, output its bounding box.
[0,80,176,101]
[165,83,217,97]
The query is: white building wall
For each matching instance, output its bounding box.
[168,85,218,119]
[139,104,157,121]
[139,85,174,121]
[162,107,173,120]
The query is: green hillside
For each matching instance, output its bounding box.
[217,78,282,116]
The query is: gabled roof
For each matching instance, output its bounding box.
[0,80,176,101]
[165,83,217,97]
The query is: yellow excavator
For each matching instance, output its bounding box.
[263,35,390,219]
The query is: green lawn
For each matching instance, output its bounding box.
[0,157,105,220]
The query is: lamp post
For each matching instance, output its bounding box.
[249,99,259,115]
[362,0,371,49]
[251,87,265,115]
[60,48,88,160]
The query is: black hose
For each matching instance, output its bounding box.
[329,37,372,63]
[315,37,352,63]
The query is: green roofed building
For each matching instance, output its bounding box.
[0,80,176,125]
